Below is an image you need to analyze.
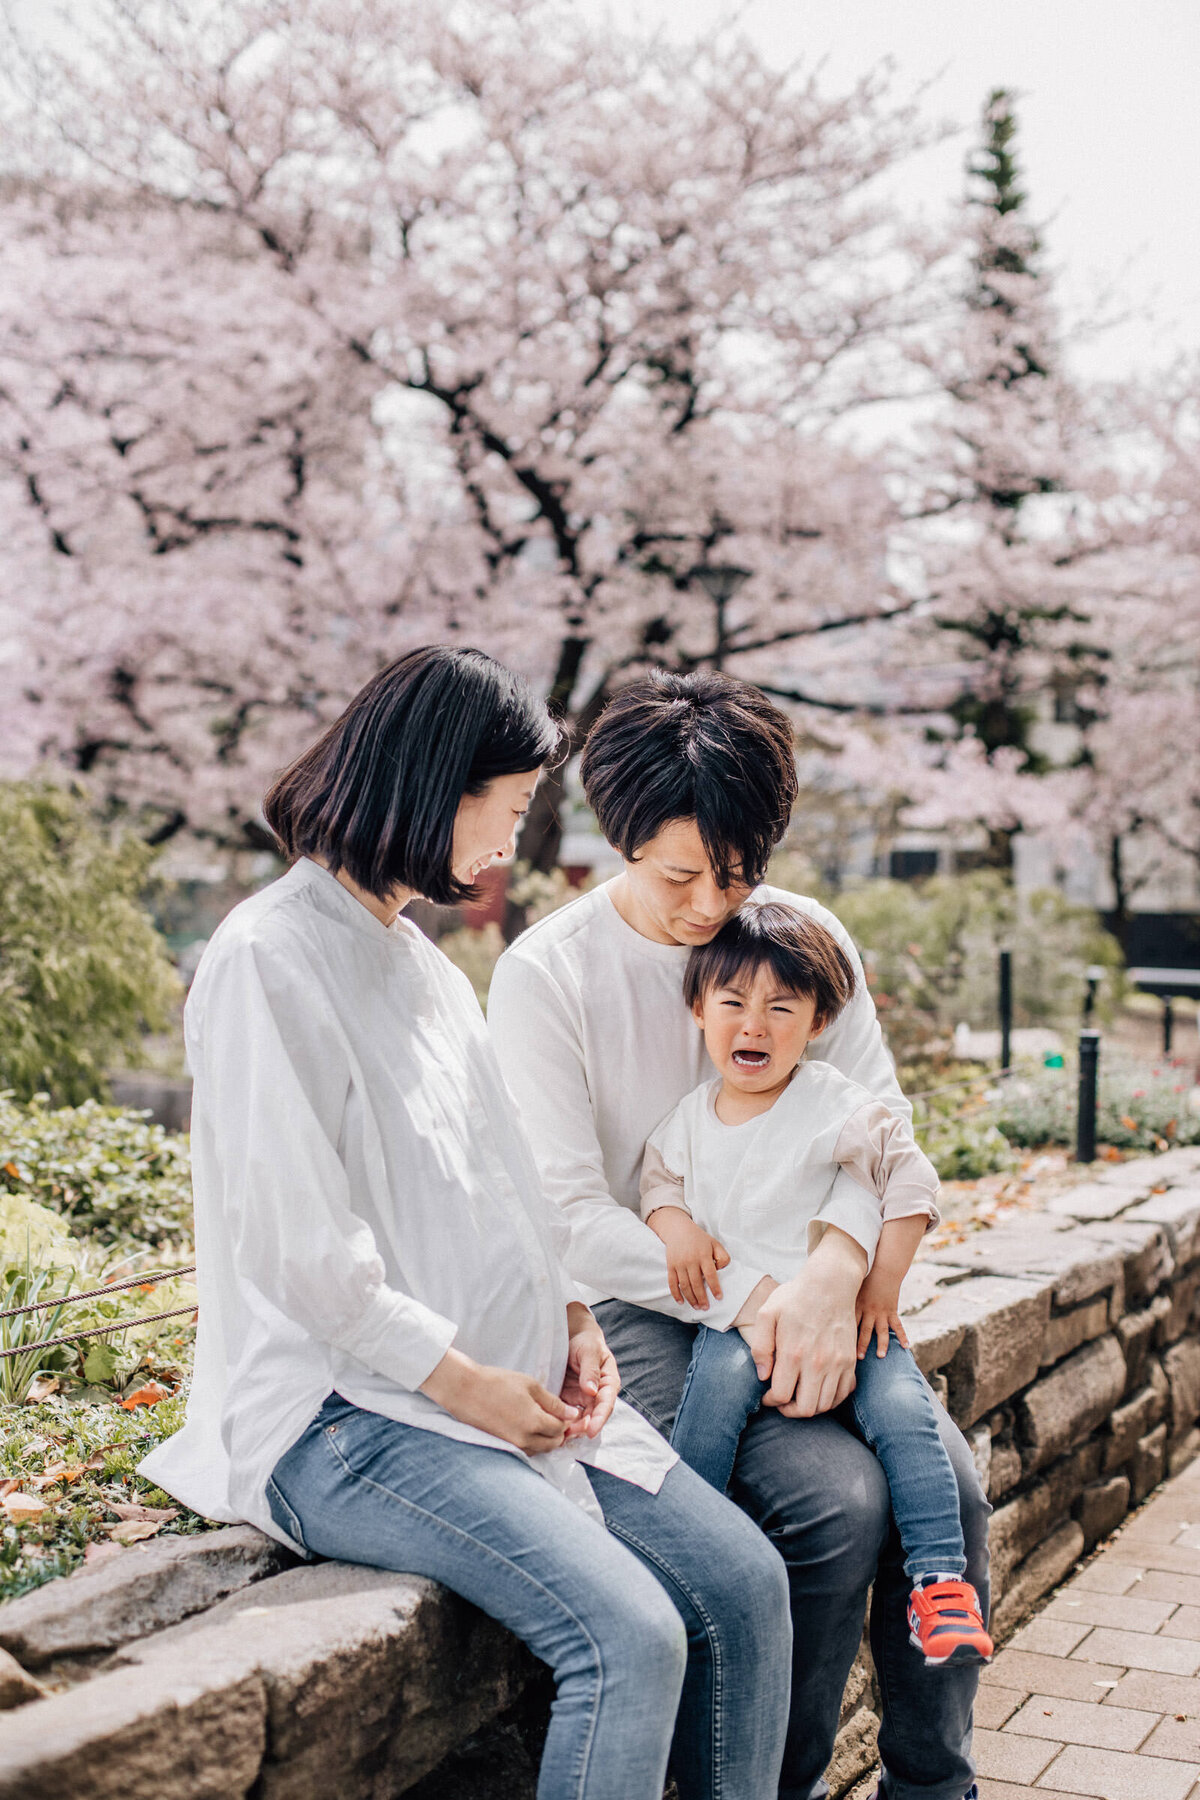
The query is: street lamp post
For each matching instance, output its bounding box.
[691,563,751,670]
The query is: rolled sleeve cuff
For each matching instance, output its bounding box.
[806,1168,885,1269]
[881,1185,942,1231]
[340,1292,459,1393]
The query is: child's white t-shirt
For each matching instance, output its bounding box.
[641,1059,940,1284]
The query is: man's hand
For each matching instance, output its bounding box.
[421,1348,579,1454]
[748,1227,867,1417]
[645,1205,731,1310]
[560,1302,621,1439]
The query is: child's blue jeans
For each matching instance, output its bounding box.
[671,1325,967,1583]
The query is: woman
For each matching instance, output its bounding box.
[143,647,790,1800]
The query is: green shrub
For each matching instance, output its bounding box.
[0,784,182,1102]
[778,868,1122,1044]
[0,1093,193,1246]
[915,1106,1019,1182]
[987,1055,1200,1152]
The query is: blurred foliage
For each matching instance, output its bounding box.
[768,861,1123,1063]
[439,922,506,1008]
[0,1093,193,1247]
[0,784,181,1102]
[986,1053,1200,1152]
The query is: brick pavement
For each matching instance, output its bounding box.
[976,1451,1200,1798]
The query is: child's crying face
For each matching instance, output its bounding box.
[692,966,826,1097]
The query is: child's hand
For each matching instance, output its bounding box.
[646,1206,731,1310]
[855,1274,909,1360]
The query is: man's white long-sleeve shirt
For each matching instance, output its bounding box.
[487,880,910,1329]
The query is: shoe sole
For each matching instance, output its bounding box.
[909,1631,992,1667]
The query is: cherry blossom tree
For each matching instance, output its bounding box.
[0,0,942,863]
[836,90,1120,869]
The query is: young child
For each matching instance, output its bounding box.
[640,900,992,1669]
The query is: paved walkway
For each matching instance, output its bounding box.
[977,1452,1200,1799]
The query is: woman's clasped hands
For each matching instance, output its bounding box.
[420,1302,620,1456]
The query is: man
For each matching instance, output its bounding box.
[488,669,988,1800]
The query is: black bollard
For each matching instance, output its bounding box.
[1076,1028,1101,1163]
[1164,996,1174,1057]
[998,948,1013,1076]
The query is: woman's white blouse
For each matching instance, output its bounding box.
[141,859,674,1544]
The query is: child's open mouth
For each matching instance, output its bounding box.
[731,1050,771,1068]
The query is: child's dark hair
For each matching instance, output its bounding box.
[683,901,857,1027]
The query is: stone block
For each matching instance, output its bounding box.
[1161,1270,1200,1344]
[0,1563,540,1800]
[1126,1188,1200,1265]
[989,1443,1101,1587]
[0,1526,291,1670]
[1087,1218,1175,1301]
[969,1424,992,1494]
[0,1651,43,1713]
[1117,1296,1171,1390]
[1170,1427,1200,1477]
[0,1648,267,1800]
[991,1520,1085,1643]
[926,1222,1123,1311]
[1075,1475,1131,1547]
[1164,1338,1200,1438]
[1130,1421,1168,1504]
[903,1306,966,1378]
[988,1442,1022,1500]
[922,1276,1052,1427]
[1015,1336,1126,1473]
[824,1705,879,1798]
[1093,1156,1170,1191]
[1102,1367,1168,1473]
[1047,1183,1143,1222]
[1040,1296,1111,1368]
[898,1262,971,1315]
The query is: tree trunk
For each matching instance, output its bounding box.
[502,760,568,943]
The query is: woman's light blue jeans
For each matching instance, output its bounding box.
[672,1327,967,1582]
[267,1394,791,1800]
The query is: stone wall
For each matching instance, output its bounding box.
[2,1146,1199,1799]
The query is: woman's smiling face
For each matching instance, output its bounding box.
[451,770,540,885]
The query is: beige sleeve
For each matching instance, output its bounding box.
[638,1141,693,1222]
[832,1101,941,1231]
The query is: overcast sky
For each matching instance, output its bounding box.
[590,0,1200,381]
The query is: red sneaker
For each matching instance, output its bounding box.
[907,1578,993,1667]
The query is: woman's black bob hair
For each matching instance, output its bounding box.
[263,646,564,905]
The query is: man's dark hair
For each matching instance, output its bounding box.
[263,646,563,905]
[683,901,856,1027]
[579,670,798,887]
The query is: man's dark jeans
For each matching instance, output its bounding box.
[595,1301,991,1800]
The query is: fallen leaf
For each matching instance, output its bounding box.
[84,1541,125,1567]
[0,1478,21,1500]
[2,1161,19,1179]
[120,1383,169,1411]
[82,1443,121,1471]
[1120,1115,1138,1131]
[105,1519,163,1544]
[24,1376,60,1403]
[106,1501,177,1524]
[30,1459,88,1489]
[3,1493,48,1523]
